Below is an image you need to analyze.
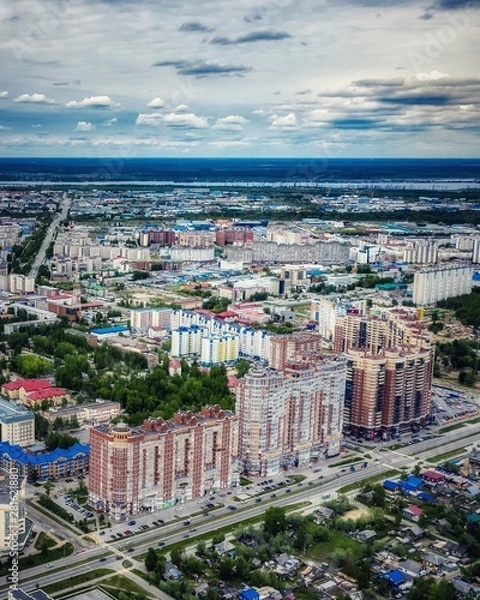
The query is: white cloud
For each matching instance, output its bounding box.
[0,125,11,131]
[172,104,190,113]
[103,118,118,126]
[14,93,56,104]
[209,140,250,148]
[31,124,43,129]
[147,97,164,109]
[163,112,209,128]
[415,71,449,81]
[136,113,163,126]
[213,115,248,131]
[0,91,8,99]
[65,96,119,109]
[269,113,297,129]
[74,121,94,132]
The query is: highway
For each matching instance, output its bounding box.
[5,420,480,596]
[29,192,72,279]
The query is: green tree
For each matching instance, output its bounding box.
[235,359,250,378]
[263,506,287,538]
[218,557,235,581]
[145,547,158,572]
[14,354,52,378]
[34,413,50,440]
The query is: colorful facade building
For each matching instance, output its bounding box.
[88,406,239,522]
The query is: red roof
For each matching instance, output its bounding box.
[2,379,52,393]
[27,387,68,401]
[405,505,423,517]
[422,470,444,482]
[227,375,239,388]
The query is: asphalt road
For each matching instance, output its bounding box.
[5,420,480,596]
[29,192,72,279]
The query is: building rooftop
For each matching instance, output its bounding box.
[0,397,34,423]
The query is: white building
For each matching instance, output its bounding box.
[311,297,366,341]
[171,325,204,357]
[403,240,439,265]
[472,238,480,264]
[413,263,473,305]
[0,399,35,447]
[201,333,239,365]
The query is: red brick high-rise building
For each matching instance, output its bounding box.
[336,309,434,439]
[88,406,239,522]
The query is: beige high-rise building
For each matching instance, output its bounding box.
[236,354,346,476]
[268,332,322,371]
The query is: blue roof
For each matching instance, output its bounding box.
[399,476,423,492]
[383,480,399,491]
[239,590,260,600]
[91,325,129,335]
[385,570,404,585]
[0,441,89,467]
[418,492,435,502]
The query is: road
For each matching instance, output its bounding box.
[5,421,480,597]
[29,192,72,279]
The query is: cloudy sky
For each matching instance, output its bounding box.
[0,0,479,158]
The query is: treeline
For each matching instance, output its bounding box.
[438,288,480,328]
[435,338,480,387]
[1,321,235,426]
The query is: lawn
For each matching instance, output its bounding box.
[307,530,364,563]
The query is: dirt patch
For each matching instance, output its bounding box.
[343,506,371,521]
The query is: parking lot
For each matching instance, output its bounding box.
[431,384,480,423]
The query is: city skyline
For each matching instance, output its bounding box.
[0,0,479,158]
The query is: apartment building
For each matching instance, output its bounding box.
[334,309,431,354]
[215,228,253,246]
[130,308,172,331]
[201,333,239,366]
[171,325,204,358]
[0,399,35,447]
[403,240,439,265]
[344,346,433,439]
[311,297,367,342]
[268,332,322,371]
[88,406,239,521]
[333,309,433,438]
[225,241,350,265]
[412,263,473,305]
[236,355,346,476]
[170,310,272,362]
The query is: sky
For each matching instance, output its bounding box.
[0,0,479,158]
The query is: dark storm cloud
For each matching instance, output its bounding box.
[179,21,214,33]
[244,13,263,23]
[352,78,405,89]
[378,93,452,105]
[152,59,252,77]
[210,29,290,45]
[428,0,480,8]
